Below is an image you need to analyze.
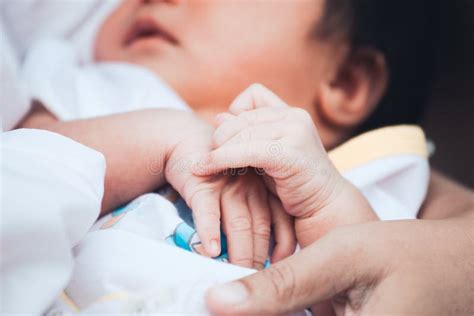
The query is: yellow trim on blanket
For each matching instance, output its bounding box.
[328,125,428,173]
[60,291,80,312]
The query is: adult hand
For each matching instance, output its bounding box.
[206,216,474,315]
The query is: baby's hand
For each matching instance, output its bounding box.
[165,114,295,267]
[193,84,377,247]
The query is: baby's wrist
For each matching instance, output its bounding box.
[295,179,377,247]
[162,111,214,188]
[159,111,213,159]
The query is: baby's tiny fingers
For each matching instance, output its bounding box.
[191,189,222,257]
[192,140,290,176]
[213,115,250,147]
[229,83,289,115]
[214,107,287,147]
[224,123,289,150]
[215,120,286,150]
[214,112,235,125]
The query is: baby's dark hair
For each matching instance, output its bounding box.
[318,0,439,133]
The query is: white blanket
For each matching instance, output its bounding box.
[1,129,105,314]
[0,0,119,62]
[0,0,120,129]
[21,39,188,121]
[0,17,29,130]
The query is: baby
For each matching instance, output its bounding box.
[17,0,434,313]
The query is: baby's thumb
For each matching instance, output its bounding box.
[205,227,378,315]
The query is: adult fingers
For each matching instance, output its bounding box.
[268,195,296,263]
[206,224,384,315]
[191,187,222,257]
[221,186,254,268]
[229,83,289,115]
[246,189,272,270]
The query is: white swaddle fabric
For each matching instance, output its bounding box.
[47,194,307,316]
[344,154,429,220]
[329,125,430,220]
[1,0,120,129]
[0,0,119,62]
[1,129,106,315]
[21,39,189,120]
[0,18,29,130]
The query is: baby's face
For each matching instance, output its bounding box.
[96,0,337,121]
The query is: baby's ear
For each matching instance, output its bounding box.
[317,48,388,129]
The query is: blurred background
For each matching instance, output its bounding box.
[423,0,474,187]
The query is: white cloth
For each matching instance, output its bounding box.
[21,39,189,120]
[0,0,119,62]
[0,18,29,130]
[46,194,305,316]
[344,154,430,220]
[0,129,106,315]
[0,0,120,129]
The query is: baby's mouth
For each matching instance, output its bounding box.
[125,18,178,47]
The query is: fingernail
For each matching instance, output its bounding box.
[210,239,220,256]
[208,282,248,306]
[254,262,265,271]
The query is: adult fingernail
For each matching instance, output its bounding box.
[208,282,248,306]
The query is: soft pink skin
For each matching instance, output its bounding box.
[95,0,338,134]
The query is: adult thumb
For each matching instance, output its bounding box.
[205,226,382,315]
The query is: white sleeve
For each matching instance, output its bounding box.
[21,39,189,121]
[0,18,30,131]
[342,154,430,220]
[0,0,119,62]
[0,129,106,314]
